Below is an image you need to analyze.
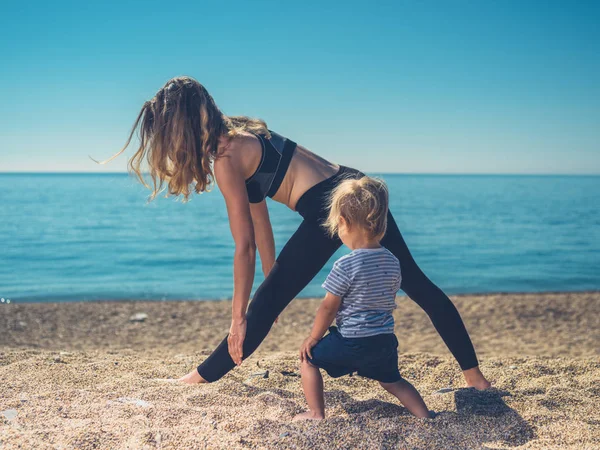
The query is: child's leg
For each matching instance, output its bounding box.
[293,360,325,421]
[379,379,432,418]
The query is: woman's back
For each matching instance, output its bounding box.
[227,128,340,210]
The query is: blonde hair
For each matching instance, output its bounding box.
[324,176,389,241]
[90,75,271,202]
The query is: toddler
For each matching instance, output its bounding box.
[293,176,432,421]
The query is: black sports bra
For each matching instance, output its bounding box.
[245,129,297,203]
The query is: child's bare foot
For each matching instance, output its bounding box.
[292,411,324,422]
[177,368,208,384]
[463,367,492,390]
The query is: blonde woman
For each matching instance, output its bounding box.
[97,76,491,390]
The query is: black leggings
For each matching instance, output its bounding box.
[197,166,478,382]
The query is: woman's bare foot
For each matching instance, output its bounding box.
[292,411,324,422]
[177,368,208,384]
[463,366,492,390]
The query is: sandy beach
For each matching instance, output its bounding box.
[1,291,599,449]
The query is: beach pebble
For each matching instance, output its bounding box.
[249,370,269,379]
[59,351,72,356]
[280,432,290,438]
[510,365,518,369]
[2,409,17,421]
[434,388,454,394]
[281,370,300,377]
[129,313,148,323]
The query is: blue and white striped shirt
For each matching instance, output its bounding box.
[322,246,401,338]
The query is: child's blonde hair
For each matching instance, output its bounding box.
[323,176,389,241]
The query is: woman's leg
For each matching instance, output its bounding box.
[196,219,342,382]
[380,210,480,371]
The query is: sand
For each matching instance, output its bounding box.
[1,291,599,449]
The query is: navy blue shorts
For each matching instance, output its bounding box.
[307,326,403,383]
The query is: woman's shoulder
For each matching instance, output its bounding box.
[214,132,263,177]
[216,131,258,155]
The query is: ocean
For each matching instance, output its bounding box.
[1,173,598,303]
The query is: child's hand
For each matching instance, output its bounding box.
[299,336,319,362]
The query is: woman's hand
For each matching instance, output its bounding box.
[299,336,319,362]
[228,318,247,366]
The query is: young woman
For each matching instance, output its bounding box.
[97,76,491,389]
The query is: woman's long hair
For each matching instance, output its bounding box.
[91,76,270,202]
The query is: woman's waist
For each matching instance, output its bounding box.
[292,162,365,220]
[271,147,340,208]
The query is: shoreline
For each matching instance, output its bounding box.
[5,288,600,304]
[3,291,598,359]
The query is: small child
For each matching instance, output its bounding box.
[293,176,432,421]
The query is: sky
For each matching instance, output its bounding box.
[0,0,598,174]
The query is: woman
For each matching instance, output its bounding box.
[97,76,491,389]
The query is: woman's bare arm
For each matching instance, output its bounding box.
[213,153,256,365]
[249,200,276,277]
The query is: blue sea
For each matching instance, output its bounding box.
[1,173,598,303]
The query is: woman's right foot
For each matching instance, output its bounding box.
[463,366,492,390]
[178,368,208,384]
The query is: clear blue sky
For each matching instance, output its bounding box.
[1,0,598,174]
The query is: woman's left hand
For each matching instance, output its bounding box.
[228,318,247,365]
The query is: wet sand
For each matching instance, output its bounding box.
[1,291,599,449]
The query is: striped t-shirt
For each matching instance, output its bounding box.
[322,246,401,338]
